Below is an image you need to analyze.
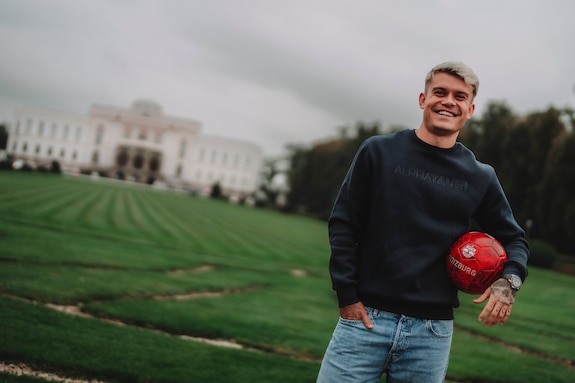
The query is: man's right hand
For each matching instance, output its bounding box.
[339,302,374,329]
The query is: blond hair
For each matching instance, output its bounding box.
[425,61,479,99]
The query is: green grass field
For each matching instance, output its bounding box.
[0,172,574,383]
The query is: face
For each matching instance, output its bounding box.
[419,72,475,138]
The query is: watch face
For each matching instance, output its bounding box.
[510,275,522,289]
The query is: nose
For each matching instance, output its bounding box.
[442,94,456,106]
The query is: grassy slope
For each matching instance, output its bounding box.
[0,172,574,383]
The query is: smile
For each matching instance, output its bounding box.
[435,110,458,117]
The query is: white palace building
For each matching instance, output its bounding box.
[6,99,264,198]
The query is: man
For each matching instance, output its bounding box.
[316,61,529,383]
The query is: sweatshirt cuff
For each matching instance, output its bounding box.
[502,262,526,281]
[336,286,359,307]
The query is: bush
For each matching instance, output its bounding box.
[528,239,557,269]
[37,165,49,173]
[20,163,34,172]
[0,159,12,170]
[210,182,224,200]
[49,160,62,174]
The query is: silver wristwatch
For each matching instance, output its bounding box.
[501,273,522,291]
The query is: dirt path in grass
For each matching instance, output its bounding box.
[45,299,251,350]
[3,303,575,383]
[0,266,313,381]
[0,361,108,383]
[455,326,575,370]
[1,290,262,383]
[9,291,260,351]
[3,267,573,383]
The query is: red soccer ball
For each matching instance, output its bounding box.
[446,232,507,294]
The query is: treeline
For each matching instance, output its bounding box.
[285,121,383,219]
[284,101,575,254]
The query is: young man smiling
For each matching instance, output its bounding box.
[316,62,528,383]
[419,70,475,146]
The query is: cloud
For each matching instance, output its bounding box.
[1,0,574,155]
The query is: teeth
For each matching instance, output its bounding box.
[437,111,455,117]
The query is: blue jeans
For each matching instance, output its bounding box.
[316,307,453,383]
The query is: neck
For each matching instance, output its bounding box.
[415,126,458,149]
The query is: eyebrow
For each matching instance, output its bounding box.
[432,86,470,97]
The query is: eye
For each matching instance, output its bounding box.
[455,93,468,100]
[434,90,446,96]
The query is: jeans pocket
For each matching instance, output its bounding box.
[427,319,453,338]
[338,317,365,329]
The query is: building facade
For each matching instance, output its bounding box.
[6,99,264,198]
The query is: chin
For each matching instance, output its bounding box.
[431,126,461,138]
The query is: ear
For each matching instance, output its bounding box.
[418,92,426,109]
[466,103,476,120]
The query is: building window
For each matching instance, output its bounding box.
[92,150,99,164]
[75,127,82,142]
[133,153,144,169]
[72,151,77,161]
[15,120,20,134]
[48,147,53,156]
[63,125,69,140]
[211,150,217,164]
[25,119,32,134]
[117,151,128,167]
[138,128,147,140]
[179,139,187,158]
[95,125,104,144]
[149,156,160,172]
[123,126,131,139]
[199,148,205,162]
[60,149,65,158]
[38,121,45,136]
[176,164,182,177]
[222,152,228,166]
[50,123,57,138]
[22,143,28,153]
[35,144,41,154]
[12,141,17,152]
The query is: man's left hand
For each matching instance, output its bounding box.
[473,278,516,326]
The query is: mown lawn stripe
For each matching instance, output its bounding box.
[1,172,575,383]
[0,295,320,383]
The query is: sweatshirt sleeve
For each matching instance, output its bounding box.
[328,140,374,307]
[474,168,529,281]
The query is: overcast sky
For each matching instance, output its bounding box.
[1,0,574,156]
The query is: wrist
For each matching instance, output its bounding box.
[501,273,522,291]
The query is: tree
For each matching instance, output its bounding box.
[473,101,516,169]
[285,143,313,214]
[285,121,381,219]
[498,122,532,224]
[0,124,8,150]
[535,130,575,252]
[283,104,575,255]
[50,160,62,174]
[458,117,483,153]
[257,156,285,208]
[210,182,224,199]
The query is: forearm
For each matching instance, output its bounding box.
[328,216,361,307]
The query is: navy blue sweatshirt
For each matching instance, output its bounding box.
[328,129,529,320]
